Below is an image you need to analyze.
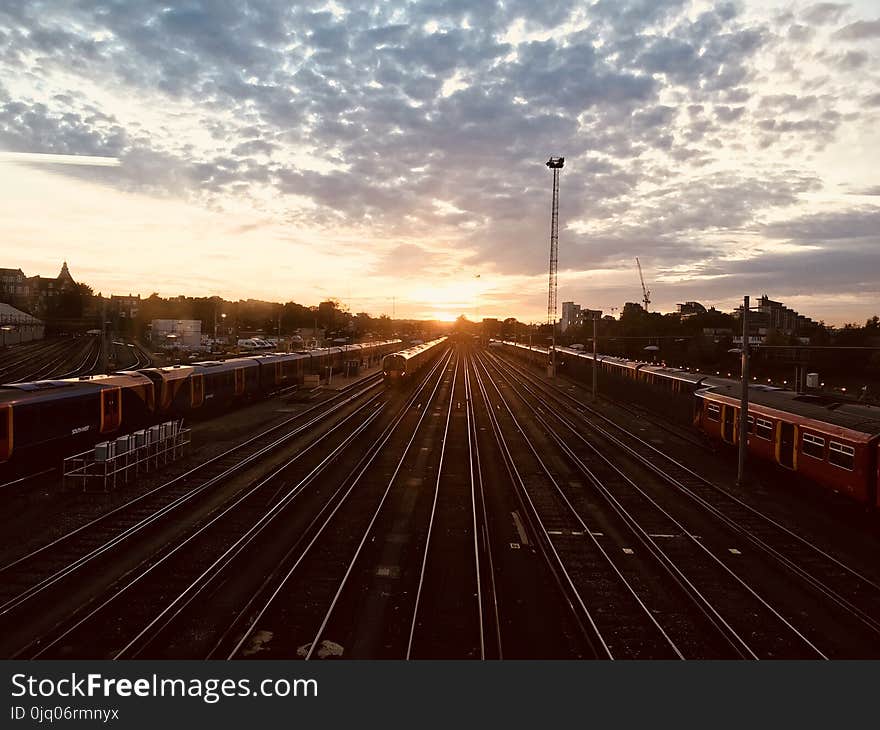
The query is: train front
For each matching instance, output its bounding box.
[382,353,408,384]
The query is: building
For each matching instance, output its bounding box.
[622,302,645,318]
[677,301,707,319]
[150,319,202,349]
[0,268,30,311]
[560,302,580,332]
[0,302,44,344]
[111,293,141,320]
[560,302,602,332]
[27,261,78,317]
[0,262,84,317]
[733,295,819,342]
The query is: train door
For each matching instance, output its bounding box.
[191,375,205,408]
[100,388,123,433]
[0,405,11,461]
[275,362,283,385]
[234,368,245,395]
[777,421,796,469]
[722,404,735,443]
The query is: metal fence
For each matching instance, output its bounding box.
[63,419,190,492]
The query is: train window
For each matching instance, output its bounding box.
[746,415,754,433]
[707,404,720,422]
[828,441,855,471]
[755,418,773,440]
[802,433,825,460]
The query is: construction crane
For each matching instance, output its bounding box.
[546,156,564,326]
[635,257,651,311]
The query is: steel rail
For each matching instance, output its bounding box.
[495,349,880,638]
[475,351,687,659]
[465,349,503,658]
[0,375,385,617]
[302,349,454,660]
[110,397,389,659]
[469,349,612,659]
[483,353,773,658]
[406,352,461,658]
[224,349,452,660]
[19,391,385,658]
[486,351,829,658]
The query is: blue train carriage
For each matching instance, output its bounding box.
[305,346,349,376]
[190,358,261,409]
[634,364,711,424]
[245,352,309,389]
[492,340,548,367]
[0,372,155,466]
[303,347,330,376]
[368,340,401,365]
[382,337,448,384]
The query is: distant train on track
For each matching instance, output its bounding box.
[494,340,880,508]
[382,337,448,384]
[0,340,403,470]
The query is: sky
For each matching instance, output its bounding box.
[0,1,878,325]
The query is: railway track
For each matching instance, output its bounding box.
[5,340,875,660]
[1,337,93,382]
[31,393,387,659]
[0,372,388,657]
[12,337,99,382]
[475,350,697,659]
[406,349,502,659]
[489,348,880,657]
[219,349,456,660]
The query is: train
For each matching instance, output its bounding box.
[0,340,403,471]
[382,337,449,384]
[492,340,880,508]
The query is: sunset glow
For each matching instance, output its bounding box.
[1,1,878,324]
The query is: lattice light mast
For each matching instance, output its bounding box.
[546,156,564,376]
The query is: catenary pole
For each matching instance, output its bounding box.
[737,295,749,487]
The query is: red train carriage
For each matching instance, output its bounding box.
[696,385,880,504]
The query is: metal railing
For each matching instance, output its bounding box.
[63,419,190,492]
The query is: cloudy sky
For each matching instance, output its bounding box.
[1,1,878,324]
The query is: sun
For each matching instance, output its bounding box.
[428,311,458,322]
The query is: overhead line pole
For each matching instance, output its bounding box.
[592,313,598,401]
[737,295,750,487]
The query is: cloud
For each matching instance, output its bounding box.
[832,19,880,39]
[763,207,880,241]
[0,0,877,322]
[801,4,850,25]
